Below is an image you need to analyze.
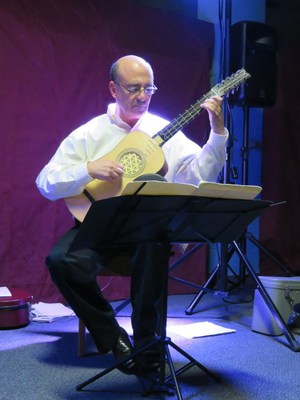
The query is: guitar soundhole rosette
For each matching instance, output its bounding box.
[117,149,146,178]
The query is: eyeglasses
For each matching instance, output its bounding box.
[114,81,158,96]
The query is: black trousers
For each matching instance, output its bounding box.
[46,226,171,353]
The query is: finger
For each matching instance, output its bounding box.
[201,101,220,116]
[115,166,124,176]
[107,171,122,182]
[111,167,124,179]
[201,96,222,108]
[208,95,223,107]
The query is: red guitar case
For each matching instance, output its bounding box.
[0,288,33,329]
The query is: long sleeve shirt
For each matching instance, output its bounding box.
[36,103,228,201]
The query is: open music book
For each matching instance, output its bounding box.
[121,180,262,200]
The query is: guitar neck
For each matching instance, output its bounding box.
[156,90,213,144]
[154,68,251,145]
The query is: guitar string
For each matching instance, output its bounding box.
[159,69,249,143]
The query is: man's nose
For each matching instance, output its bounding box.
[136,88,148,100]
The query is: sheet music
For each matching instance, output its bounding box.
[121,181,262,200]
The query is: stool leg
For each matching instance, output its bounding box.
[78,319,86,357]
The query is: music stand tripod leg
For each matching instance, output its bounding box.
[185,242,231,315]
[140,245,220,399]
[76,247,217,398]
[185,266,218,315]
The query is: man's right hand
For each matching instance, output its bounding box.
[87,159,124,182]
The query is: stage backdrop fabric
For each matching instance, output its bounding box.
[0,0,214,303]
[260,1,300,276]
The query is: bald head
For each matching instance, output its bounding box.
[110,55,153,82]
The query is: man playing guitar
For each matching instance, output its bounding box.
[36,55,228,374]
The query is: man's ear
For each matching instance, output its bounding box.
[109,81,117,99]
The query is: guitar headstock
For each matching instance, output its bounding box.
[212,69,251,98]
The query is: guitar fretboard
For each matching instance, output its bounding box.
[158,95,207,143]
[156,69,251,144]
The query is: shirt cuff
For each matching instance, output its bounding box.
[208,128,229,146]
[74,162,94,187]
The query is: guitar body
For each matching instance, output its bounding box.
[64,130,166,221]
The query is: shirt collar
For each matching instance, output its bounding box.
[107,103,147,132]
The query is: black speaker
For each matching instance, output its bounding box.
[230,21,278,107]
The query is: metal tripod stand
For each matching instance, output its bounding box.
[184,101,299,351]
[76,244,219,399]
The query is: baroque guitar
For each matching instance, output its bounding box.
[65,69,251,221]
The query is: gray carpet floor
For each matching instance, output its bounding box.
[0,292,299,400]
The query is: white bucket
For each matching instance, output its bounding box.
[251,276,300,336]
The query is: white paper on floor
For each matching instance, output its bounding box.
[168,321,236,338]
[31,302,75,322]
[0,287,12,297]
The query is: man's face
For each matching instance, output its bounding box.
[109,59,155,127]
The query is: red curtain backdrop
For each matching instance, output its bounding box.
[260,1,300,275]
[0,0,213,302]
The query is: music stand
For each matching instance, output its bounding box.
[71,194,290,399]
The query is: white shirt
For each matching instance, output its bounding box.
[36,103,228,200]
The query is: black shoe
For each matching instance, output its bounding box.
[112,328,137,375]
